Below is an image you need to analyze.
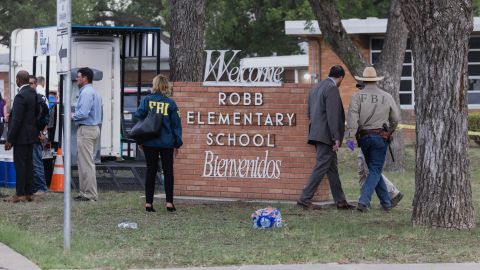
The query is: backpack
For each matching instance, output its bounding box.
[35,94,50,131]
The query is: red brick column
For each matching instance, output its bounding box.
[172,82,330,201]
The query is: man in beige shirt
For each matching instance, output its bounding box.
[345,67,401,212]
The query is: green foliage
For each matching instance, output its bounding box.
[336,0,390,18]
[0,0,167,46]
[205,0,314,57]
[468,113,480,131]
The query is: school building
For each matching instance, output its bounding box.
[285,17,480,143]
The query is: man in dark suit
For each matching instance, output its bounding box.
[297,65,355,210]
[4,70,39,203]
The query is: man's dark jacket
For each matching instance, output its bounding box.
[8,85,38,145]
[307,78,345,145]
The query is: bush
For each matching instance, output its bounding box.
[469,113,480,146]
[469,113,480,131]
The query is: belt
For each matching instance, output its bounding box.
[359,128,383,137]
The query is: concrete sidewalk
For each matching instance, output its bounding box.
[0,242,41,270]
[1,241,479,270]
[149,263,480,270]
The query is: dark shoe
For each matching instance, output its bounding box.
[166,203,176,212]
[357,203,369,213]
[336,200,356,210]
[25,195,34,202]
[74,196,92,202]
[382,205,392,212]
[3,195,28,203]
[145,206,156,212]
[391,192,404,208]
[296,200,312,209]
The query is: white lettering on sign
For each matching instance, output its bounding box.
[187,90,297,180]
[186,111,295,126]
[218,92,263,106]
[203,50,284,87]
[202,150,282,179]
[206,133,275,148]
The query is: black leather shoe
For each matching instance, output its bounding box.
[146,206,156,212]
[391,192,404,208]
[74,196,92,202]
[166,203,176,212]
[336,200,356,210]
[296,200,312,209]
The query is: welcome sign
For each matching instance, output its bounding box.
[173,82,330,202]
[203,50,284,87]
[186,90,296,179]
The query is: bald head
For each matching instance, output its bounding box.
[16,70,30,87]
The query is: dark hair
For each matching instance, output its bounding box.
[16,70,30,85]
[328,65,345,78]
[37,76,45,83]
[29,75,37,84]
[78,67,93,83]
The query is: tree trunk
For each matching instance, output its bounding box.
[375,0,408,171]
[401,0,475,229]
[168,0,207,81]
[308,0,407,171]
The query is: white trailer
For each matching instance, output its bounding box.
[9,26,165,160]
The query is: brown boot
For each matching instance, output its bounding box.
[3,195,28,203]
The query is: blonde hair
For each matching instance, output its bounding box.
[152,74,172,96]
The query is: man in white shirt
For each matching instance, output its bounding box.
[36,76,46,96]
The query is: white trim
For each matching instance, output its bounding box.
[400,105,414,110]
[240,55,308,68]
[286,17,480,36]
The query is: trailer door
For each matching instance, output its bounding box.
[71,38,121,158]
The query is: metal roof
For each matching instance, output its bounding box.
[285,17,480,36]
[72,25,161,35]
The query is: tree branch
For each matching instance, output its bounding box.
[308,0,368,76]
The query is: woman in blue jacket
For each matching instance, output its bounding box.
[134,75,183,212]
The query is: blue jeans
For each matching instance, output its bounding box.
[33,143,48,193]
[358,134,391,208]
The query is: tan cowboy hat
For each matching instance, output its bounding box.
[354,66,384,81]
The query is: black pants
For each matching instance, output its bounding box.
[14,144,34,196]
[299,142,347,203]
[143,146,174,204]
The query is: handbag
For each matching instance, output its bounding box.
[129,111,163,141]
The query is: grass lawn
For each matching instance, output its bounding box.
[1,146,480,269]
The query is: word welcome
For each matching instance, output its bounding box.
[203,50,284,87]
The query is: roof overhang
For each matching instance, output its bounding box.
[286,17,480,36]
[240,55,308,68]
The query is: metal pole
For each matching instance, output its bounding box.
[59,0,72,252]
[46,56,50,93]
[156,32,160,74]
[137,33,142,106]
[33,56,37,76]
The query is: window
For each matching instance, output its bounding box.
[371,37,480,107]
[468,37,480,106]
[370,38,414,107]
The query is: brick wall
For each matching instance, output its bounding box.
[172,82,331,201]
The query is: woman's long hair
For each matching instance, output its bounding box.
[151,75,172,97]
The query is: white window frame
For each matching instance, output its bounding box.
[467,44,480,108]
[370,38,414,109]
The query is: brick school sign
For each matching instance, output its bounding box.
[172,82,331,201]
